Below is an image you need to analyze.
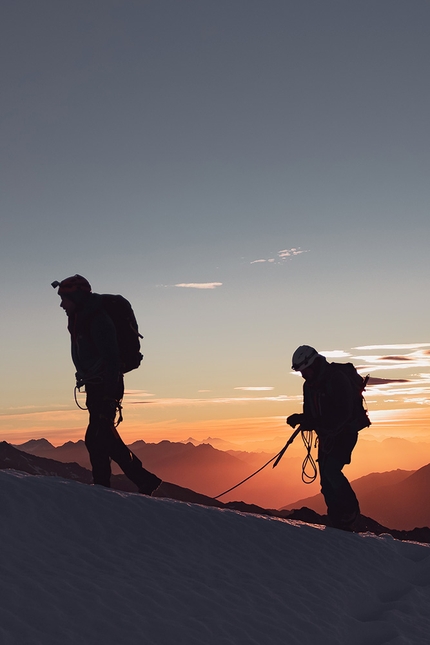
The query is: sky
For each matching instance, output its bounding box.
[2,469,430,644]
[1,0,430,456]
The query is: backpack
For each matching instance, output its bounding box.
[99,294,143,373]
[330,362,371,431]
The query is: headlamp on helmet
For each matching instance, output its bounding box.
[51,275,92,296]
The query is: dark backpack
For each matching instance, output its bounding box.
[330,362,371,431]
[99,294,143,373]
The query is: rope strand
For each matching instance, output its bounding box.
[214,426,302,499]
[213,452,281,499]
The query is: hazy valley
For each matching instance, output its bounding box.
[10,435,430,530]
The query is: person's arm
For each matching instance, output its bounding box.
[287,383,315,430]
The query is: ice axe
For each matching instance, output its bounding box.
[272,425,303,468]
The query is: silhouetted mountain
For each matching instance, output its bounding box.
[283,469,413,514]
[14,439,92,469]
[14,436,430,518]
[280,507,430,544]
[119,439,320,507]
[128,440,253,494]
[3,441,430,543]
[0,441,93,483]
[14,438,55,454]
[357,463,430,530]
[15,438,256,498]
[226,449,273,467]
[0,442,284,513]
[3,441,146,493]
[183,436,240,450]
[283,467,430,530]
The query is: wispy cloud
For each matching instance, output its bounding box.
[367,377,410,385]
[356,344,430,350]
[129,394,299,407]
[174,282,222,289]
[320,350,352,359]
[278,248,308,259]
[2,404,71,414]
[354,350,430,373]
[367,381,430,400]
[251,248,309,265]
[291,344,430,410]
[345,345,430,407]
[234,387,274,391]
[379,355,413,362]
[124,390,155,397]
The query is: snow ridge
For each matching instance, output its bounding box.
[1,470,430,645]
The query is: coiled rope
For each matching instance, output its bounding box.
[74,386,88,410]
[300,429,318,484]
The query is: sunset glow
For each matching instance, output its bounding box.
[1,1,430,512]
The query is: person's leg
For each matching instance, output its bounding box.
[85,388,113,487]
[85,380,161,493]
[85,408,111,488]
[107,431,161,494]
[318,431,359,528]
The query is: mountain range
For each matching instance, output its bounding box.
[9,437,430,531]
[13,436,318,508]
[3,440,430,544]
[13,437,255,493]
[284,464,430,531]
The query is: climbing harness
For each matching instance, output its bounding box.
[115,401,123,427]
[73,385,124,426]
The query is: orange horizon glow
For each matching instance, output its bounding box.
[3,404,430,446]
[3,343,429,449]
[2,406,430,509]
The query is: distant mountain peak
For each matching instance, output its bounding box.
[62,440,86,447]
[14,438,55,452]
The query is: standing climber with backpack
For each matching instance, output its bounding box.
[287,346,370,531]
[52,275,161,495]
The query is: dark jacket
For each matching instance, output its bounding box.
[301,360,355,438]
[67,293,121,396]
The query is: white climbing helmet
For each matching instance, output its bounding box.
[291,345,320,371]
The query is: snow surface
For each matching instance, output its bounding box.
[1,470,430,645]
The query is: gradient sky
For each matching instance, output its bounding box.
[1,0,429,450]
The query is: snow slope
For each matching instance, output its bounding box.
[1,470,430,645]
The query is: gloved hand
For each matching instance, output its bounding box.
[75,373,86,391]
[286,413,303,428]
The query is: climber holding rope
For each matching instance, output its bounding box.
[216,345,370,534]
[286,345,370,531]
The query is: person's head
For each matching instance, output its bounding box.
[52,274,92,315]
[291,345,325,380]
